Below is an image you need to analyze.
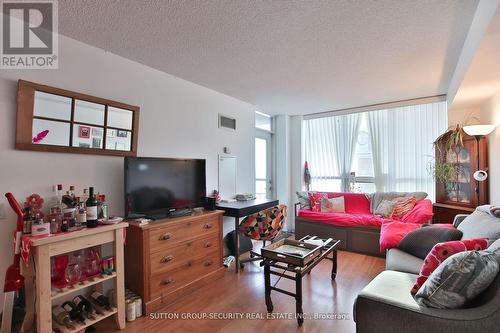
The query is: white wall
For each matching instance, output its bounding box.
[274,115,291,230]
[273,114,303,232]
[480,90,500,203]
[0,35,255,307]
[447,107,481,126]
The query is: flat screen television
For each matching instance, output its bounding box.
[124,157,206,218]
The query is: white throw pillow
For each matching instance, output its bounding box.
[321,196,345,213]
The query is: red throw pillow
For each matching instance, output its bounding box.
[308,192,325,212]
[392,196,417,218]
[410,238,488,295]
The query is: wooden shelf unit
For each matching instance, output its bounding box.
[21,223,128,333]
[51,272,117,301]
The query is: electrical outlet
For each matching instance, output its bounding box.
[0,203,6,219]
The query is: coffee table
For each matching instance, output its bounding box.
[262,235,340,326]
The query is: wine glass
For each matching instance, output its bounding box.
[82,247,99,277]
[51,255,68,287]
[65,263,82,286]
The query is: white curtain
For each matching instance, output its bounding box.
[333,114,361,191]
[303,101,448,200]
[366,102,448,200]
[367,110,389,192]
[304,113,360,192]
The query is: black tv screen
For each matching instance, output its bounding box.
[124,157,206,216]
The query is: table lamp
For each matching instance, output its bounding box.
[462,124,496,203]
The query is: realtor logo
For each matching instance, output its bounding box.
[1,0,58,69]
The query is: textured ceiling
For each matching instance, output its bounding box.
[451,8,500,111]
[58,0,479,115]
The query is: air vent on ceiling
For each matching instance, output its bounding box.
[218,113,236,131]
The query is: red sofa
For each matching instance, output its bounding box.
[295,192,433,257]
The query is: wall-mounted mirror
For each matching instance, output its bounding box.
[16,80,140,156]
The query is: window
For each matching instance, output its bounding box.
[350,115,376,193]
[255,111,272,131]
[255,111,273,198]
[255,137,268,198]
[303,100,448,199]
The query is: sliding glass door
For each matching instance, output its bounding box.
[255,131,273,198]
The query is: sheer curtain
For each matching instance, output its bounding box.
[304,113,360,191]
[366,102,448,199]
[333,114,361,191]
[367,110,389,192]
[303,100,448,200]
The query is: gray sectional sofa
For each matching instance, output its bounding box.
[354,212,500,333]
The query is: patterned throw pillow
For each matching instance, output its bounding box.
[296,191,311,210]
[320,196,345,213]
[411,238,488,295]
[392,196,417,218]
[415,250,499,309]
[308,192,326,212]
[374,199,395,218]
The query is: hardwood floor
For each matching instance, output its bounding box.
[97,251,385,333]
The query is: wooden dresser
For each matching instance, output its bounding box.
[125,210,224,314]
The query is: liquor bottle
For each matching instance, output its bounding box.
[99,195,109,220]
[76,198,87,228]
[52,305,76,330]
[48,185,64,227]
[86,187,98,228]
[69,185,75,200]
[73,295,95,320]
[54,184,64,211]
[89,291,111,310]
[62,300,86,323]
[82,188,89,203]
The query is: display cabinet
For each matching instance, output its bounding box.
[433,131,488,223]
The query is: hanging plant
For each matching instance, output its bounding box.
[428,160,461,184]
[433,124,464,154]
[430,124,467,183]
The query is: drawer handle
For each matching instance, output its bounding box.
[160,255,174,263]
[159,233,172,241]
[204,260,213,267]
[203,224,213,229]
[160,278,173,286]
[204,241,212,248]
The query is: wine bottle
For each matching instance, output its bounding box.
[73,295,95,320]
[62,300,85,323]
[52,305,76,330]
[86,187,98,228]
[90,291,111,310]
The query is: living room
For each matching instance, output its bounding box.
[1,1,500,333]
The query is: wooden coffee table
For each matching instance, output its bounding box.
[262,235,340,326]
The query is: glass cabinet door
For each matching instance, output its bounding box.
[443,147,471,204]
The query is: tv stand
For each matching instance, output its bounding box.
[125,210,224,314]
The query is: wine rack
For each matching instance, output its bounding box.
[20,223,128,332]
[52,304,118,333]
[51,272,117,301]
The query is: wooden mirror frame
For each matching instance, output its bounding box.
[16,80,140,157]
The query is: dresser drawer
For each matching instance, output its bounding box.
[150,251,219,298]
[150,234,219,273]
[149,216,219,252]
